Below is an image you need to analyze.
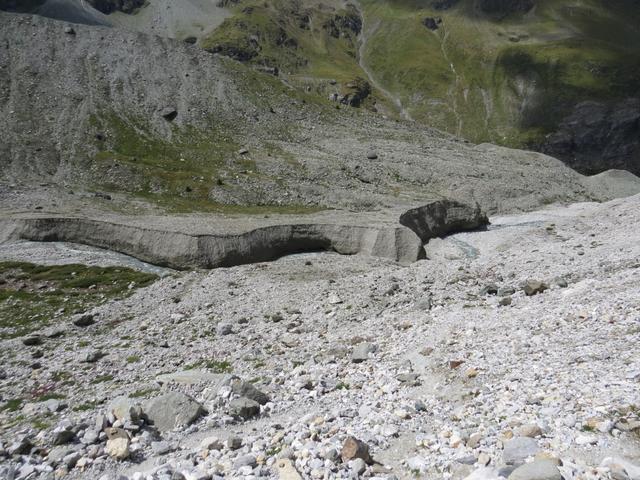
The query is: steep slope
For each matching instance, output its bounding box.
[4,12,637,218]
[174,0,640,175]
[357,0,640,171]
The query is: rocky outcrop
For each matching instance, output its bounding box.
[431,0,459,10]
[475,0,535,16]
[323,6,362,38]
[341,77,372,107]
[422,17,442,30]
[399,200,489,243]
[0,217,425,269]
[542,98,640,176]
[86,0,144,14]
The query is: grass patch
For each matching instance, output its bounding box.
[90,109,323,215]
[36,393,66,402]
[1,398,23,412]
[129,388,158,398]
[126,355,141,364]
[184,359,233,373]
[90,374,114,385]
[73,401,97,412]
[0,262,157,339]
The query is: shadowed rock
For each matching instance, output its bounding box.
[399,200,489,243]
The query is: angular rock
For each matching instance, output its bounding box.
[351,343,376,363]
[200,436,223,451]
[22,335,43,346]
[105,437,130,460]
[399,199,489,243]
[503,437,540,466]
[276,458,303,480]
[109,397,142,423]
[73,313,96,327]
[499,296,513,306]
[341,436,371,464]
[349,457,367,474]
[229,397,260,419]
[516,424,542,438]
[508,460,561,480]
[523,280,548,296]
[81,350,104,363]
[397,373,421,385]
[230,378,269,405]
[216,322,233,335]
[227,436,242,450]
[142,392,204,431]
[233,454,257,469]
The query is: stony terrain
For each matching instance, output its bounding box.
[1,4,640,480]
[1,191,639,480]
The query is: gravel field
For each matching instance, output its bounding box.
[1,194,638,480]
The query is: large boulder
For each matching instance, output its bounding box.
[142,392,204,432]
[399,200,489,243]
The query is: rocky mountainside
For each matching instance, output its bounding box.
[5,11,636,216]
[3,0,639,174]
[1,4,640,480]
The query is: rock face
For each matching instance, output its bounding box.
[399,200,489,243]
[142,392,204,432]
[475,0,535,16]
[542,98,640,176]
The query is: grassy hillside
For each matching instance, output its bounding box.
[359,0,640,146]
[200,0,398,112]
[199,0,640,150]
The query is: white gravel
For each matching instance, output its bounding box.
[0,194,639,480]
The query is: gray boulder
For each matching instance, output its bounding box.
[229,397,260,419]
[142,392,204,432]
[351,343,377,363]
[399,200,489,243]
[230,379,269,405]
[523,280,548,296]
[503,437,540,466]
[508,460,561,480]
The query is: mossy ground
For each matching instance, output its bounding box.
[0,262,157,340]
